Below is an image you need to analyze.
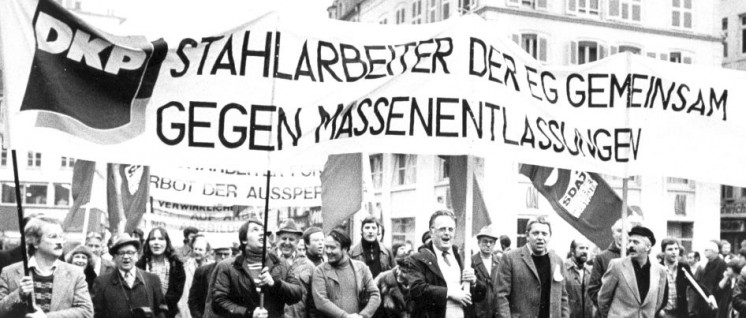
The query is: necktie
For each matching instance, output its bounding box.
[442,251,452,267]
[124,271,135,288]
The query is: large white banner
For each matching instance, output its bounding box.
[2,0,745,186]
[150,166,322,206]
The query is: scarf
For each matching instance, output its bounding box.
[244,248,264,279]
[362,239,382,277]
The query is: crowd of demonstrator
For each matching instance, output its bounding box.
[1,212,746,318]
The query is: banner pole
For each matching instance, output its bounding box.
[10,150,35,312]
[462,156,474,291]
[259,170,272,309]
[81,206,91,243]
[620,178,629,258]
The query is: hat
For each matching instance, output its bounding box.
[108,233,141,256]
[276,219,303,236]
[422,231,431,244]
[628,225,656,246]
[475,227,498,241]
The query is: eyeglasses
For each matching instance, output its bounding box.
[116,251,138,257]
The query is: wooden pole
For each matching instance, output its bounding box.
[620,178,629,258]
[81,205,91,243]
[259,170,272,308]
[462,156,474,290]
[10,150,35,312]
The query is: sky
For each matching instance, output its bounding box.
[112,0,334,38]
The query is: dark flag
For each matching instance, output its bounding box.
[62,160,107,233]
[447,156,491,246]
[320,153,363,233]
[519,164,630,248]
[107,164,149,234]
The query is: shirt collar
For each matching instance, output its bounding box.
[28,256,60,272]
[632,257,651,270]
[119,267,137,278]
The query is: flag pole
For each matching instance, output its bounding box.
[259,170,272,308]
[462,156,474,290]
[81,205,91,242]
[620,178,628,258]
[10,150,35,312]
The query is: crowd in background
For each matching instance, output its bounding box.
[1,212,746,318]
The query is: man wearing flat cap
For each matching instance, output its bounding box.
[275,220,316,318]
[597,226,668,318]
[93,234,169,318]
[471,227,500,318]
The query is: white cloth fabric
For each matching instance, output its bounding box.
[436,249,464,318]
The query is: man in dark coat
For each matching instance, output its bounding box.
[188,243,233,318]
[471,227,499,318]
[93,234,169,318]
[0,246,23,274]
[694,241,726,318]
[409,210,486,318]
[658,238,696,318]
[564,239,592,318]
[204,218,302,318]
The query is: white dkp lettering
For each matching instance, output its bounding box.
[35,12,147,75]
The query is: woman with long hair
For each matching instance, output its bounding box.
[65,244,97,294]
[136,227,186,318]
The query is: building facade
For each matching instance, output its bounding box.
[331,0,723,255]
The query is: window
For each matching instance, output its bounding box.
[27,152,41,167]
[0,149,6,167]
[392,217,416,245]
[571,41,605,64]
[723,18,728,57]
[567,0,599,16]
[671,0,692,29]
[442,0,451,19]
[412,0,422,24]
[396,7,406,24]
[370,154,383,189]
[428,0,438,22]
[674,193,687,216]
[61,156,75,168]
[379,17,388,24]
[723,185,735,200]
[608,0,641,22]
[25,184,47,205]
[741,187,746,198]
[525,187,539,209]
[460,0,477,13]
[516,218,529,248]
[74,0,81,10]
[54,183,71,206]
[393,154,417,186]
[618,45,641,54]
[741,15,746,54]
[1,183,16,204]
[667,221,693,252]
[436,157,449,181]
[668,51,692,64]
[507,0,546,9]
[513,33,547,62]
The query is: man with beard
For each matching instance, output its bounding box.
[85,232,116,278]
[312,229,381,318]
[471,228,499,318]
[188,242,232,318]
[658,238,698,318]
[564,239,592,318]
[93,234,168,318]
[0,217,94,318]
[205,218,302,318]
[496,216,568,318]
[587,217,641,315]
[350,217,395,279]
[179,234,211,318]
[409,210,486,318]
[303,227,325,266]
[597,226,667,318]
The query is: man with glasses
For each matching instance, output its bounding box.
[188,242,232,318]
[409,210,486,318]
[92,234,168,318]
[0,217,94,318]
[472,227,500,318]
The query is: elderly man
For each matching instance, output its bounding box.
[274,220,316,318]
[188,242,232,318]
[93,234,168,318]
[350,217,395,279]
[471,227,499,318]
[205,218,302,318]
[496,216,568,318]
[0,217,93,318]
[312,229,381,318]
[409,210,486,318]
[85,232,116,278]
[564,238,592,318]
[597,226,668,318]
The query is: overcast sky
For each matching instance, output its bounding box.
[113,0,333,38]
